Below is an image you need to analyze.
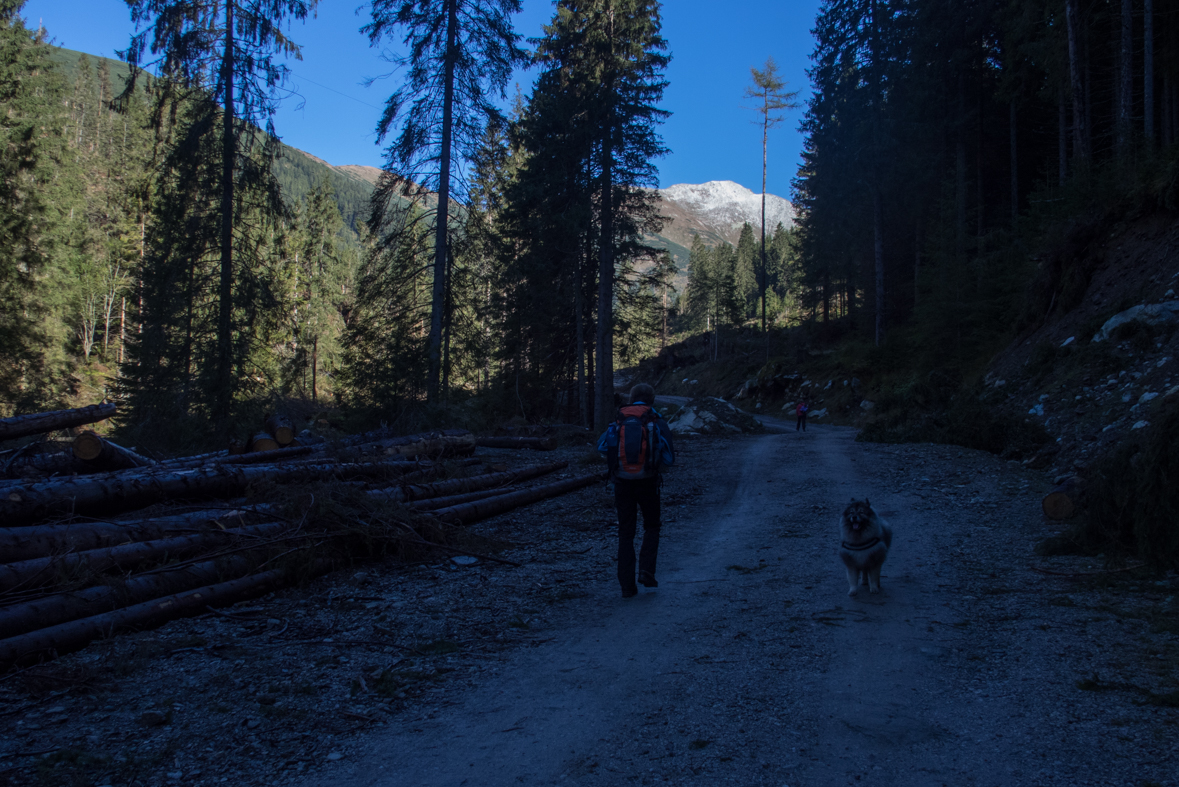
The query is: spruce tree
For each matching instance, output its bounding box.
[122,0,316,425]
[744,56,798,336]
[0,0,58,406]
[364,0,526,405]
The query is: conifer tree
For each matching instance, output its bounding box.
[530,0,668,429]
[0,0,58,405]
[744,56,798,336]
[364,0,527,405]
[122,0,316,424]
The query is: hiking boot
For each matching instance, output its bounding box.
[621,585,638,598]
[638,570,658,588]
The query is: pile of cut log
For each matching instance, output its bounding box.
[0,404,605,669]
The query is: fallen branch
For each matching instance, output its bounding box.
[0,403,117,443]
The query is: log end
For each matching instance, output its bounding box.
[72,431,105,462]
[249,433,281,453]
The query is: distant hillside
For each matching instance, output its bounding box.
[47,47,791,271]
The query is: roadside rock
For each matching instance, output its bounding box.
[1092,300,1179,342]
[667,398,765,435]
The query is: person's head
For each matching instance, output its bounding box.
[630,383,655,405]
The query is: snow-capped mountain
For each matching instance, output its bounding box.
[648,180,795,273]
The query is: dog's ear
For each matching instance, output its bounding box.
[865,498,871,507]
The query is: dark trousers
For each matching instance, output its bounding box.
[796,414,807,431]
[615,477,661,590]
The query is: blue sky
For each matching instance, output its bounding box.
[23,0,821,199]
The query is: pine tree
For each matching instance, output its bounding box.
[364,0,526,405]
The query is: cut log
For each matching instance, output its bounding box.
[428,472,606,525]
[6,450,85,477]
[0,559,334,667]
[0,552,266,639]
[368,461,568,504]
[0,459,422,525]
[1042,476,1085,520]
[341,429,476,459]
[409,486,519,511]
[72,431,155,470]
[476,436,558,451]
[0,508,263,562]
[265,414,295,446]
[0,403,117,443]
[161,444,315,470]
[0,521,290,592]
[248,432,281,452]
[153,450,229,468]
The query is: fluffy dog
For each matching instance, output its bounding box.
[838,498,892,596]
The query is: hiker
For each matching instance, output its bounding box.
[796,400,808,432]
[597,383,675,597]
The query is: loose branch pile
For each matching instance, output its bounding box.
[0,404,606,668]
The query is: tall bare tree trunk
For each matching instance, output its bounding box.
[575,254,587,428]
[594,6,616,433]
[1066,0,1088,163]
[118,296,125,365]
[873,191,884,346]
[1144,0,1154,147]
[595,145,614,431]
[913,220,920,306]
[1010,101,1018,224]
[216,0,236,425]
[1117,0,1132,156]
[1059,91,1068,185]
[759,112,768,339]
[956,76,967,263]
[427,0,458,405]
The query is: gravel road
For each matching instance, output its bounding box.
[307,425,1177,787]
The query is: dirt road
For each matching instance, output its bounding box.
[308,426,1177,787]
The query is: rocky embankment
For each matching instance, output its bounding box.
[986,214,1179,474]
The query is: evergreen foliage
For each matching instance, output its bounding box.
[0,0,58,408]
[364,0,527,405]
[793,0,1179,379]
[121,0,317,424]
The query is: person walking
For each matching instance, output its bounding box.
[597,383,675,597]
[796,399,808,432]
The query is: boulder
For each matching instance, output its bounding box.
[667,397,766,435]
[1092,301,1179,342]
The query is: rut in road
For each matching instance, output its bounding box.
[307,427,1164,787]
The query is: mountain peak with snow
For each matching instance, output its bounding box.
[659,180,795,236]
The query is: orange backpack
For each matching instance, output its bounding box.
[610,405,658,480]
